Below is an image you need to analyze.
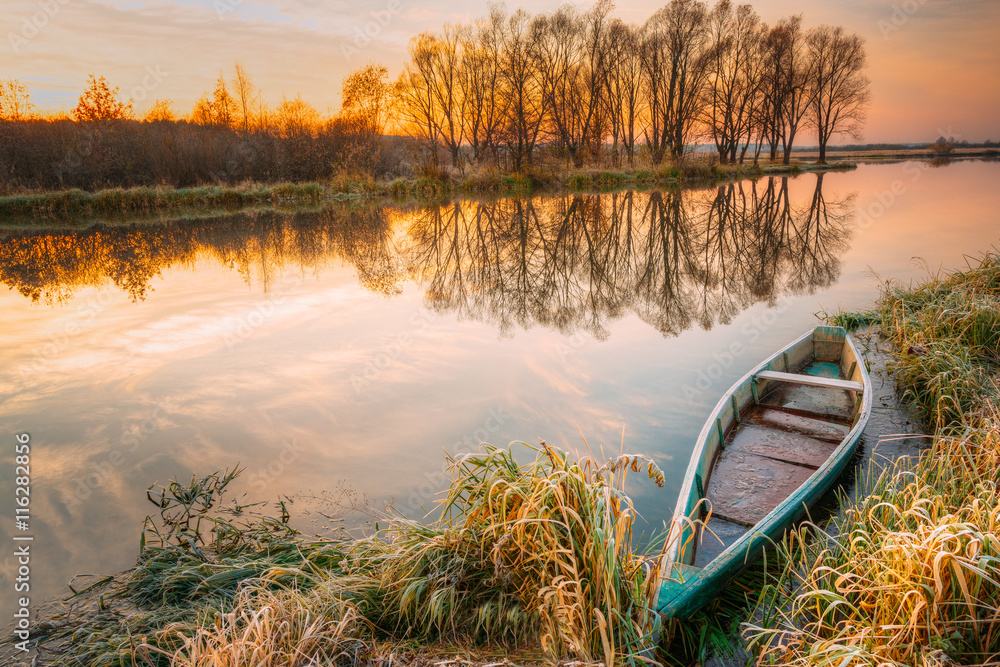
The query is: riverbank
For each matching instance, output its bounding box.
[6,247,996,665]
[745,252,1000,665]
[0,160,853,226]
[795,146,999,163]
[0,320,935,667]
[5,447,670,666]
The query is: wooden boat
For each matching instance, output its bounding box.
[656,325,872,618]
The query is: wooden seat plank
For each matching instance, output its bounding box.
[755,369,863,392]
[758,381,856,421]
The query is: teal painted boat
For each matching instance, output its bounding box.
[657,325,872,619]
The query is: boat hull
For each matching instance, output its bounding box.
[657,326,872,618]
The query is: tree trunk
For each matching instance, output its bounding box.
[783,127,798,165]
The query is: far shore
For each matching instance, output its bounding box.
[0,159,856,227]
[796,145,999,162]
[2,149,996,228]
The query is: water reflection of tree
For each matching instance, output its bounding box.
[0,206,402,304]
[402,175,854,337]
[0,175,853,339]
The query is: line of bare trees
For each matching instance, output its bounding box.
[0,65,404,191]
[395,0,871,170]
[0,1,871,191]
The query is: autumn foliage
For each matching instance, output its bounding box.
[0,78,34,121]
[73,75,134,122]
[0,0,874,192]
[0,65,399,192]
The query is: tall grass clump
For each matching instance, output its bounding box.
[435,443,665,662]
[746,251,1000,666]
[49,443,667,666]
[747,421,1000,666]
[853,254,1000,430]
[333,442,666,663]
[142,585,367,667]
[821,307,879,331]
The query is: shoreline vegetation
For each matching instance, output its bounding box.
[3,1,880,209]
[0,159,854,225]
[746,252,1000,664]
[13,256,1000,665]
[16,252,1000,666]
[31,447,672,666]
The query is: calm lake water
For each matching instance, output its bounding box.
[1,159,998,617]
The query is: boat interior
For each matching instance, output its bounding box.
[688,328,865,567]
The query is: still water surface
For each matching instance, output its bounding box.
[0,159,998,616]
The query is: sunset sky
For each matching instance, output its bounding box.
[4,0,999,143]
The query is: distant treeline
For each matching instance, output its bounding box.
[395,0,870,169]
[0,0,873,192]
[0,67,406,192]
[0,117,407,192]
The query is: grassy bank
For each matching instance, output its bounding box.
[0,160,854,224]
[40,445,672,666]
[0,182,328,221]
[795,146,1000,163]
[747,253,1000,665]
[0,200,334,233]
[32,442,778,666]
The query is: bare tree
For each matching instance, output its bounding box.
[533,0,613,167]
[604,20,643,166]
[396,29,467,168]
[706,1,767,164]
[641,0,713,163]
[757,22,787,161]
[772,16,812,164]
[396,34,443,161]
[461,11,506,165]
[231,63,259,135]
[430,26,468,169]
[499,8,546,171]
[806,26,870,163]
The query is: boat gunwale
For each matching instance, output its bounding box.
[657,326,873,614]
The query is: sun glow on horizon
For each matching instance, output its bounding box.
[2,0,999,143]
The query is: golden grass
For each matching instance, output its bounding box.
[51,443,666,667]
[747,425,1000,666]
[749,251,1000,666]
[141,586,365,667]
